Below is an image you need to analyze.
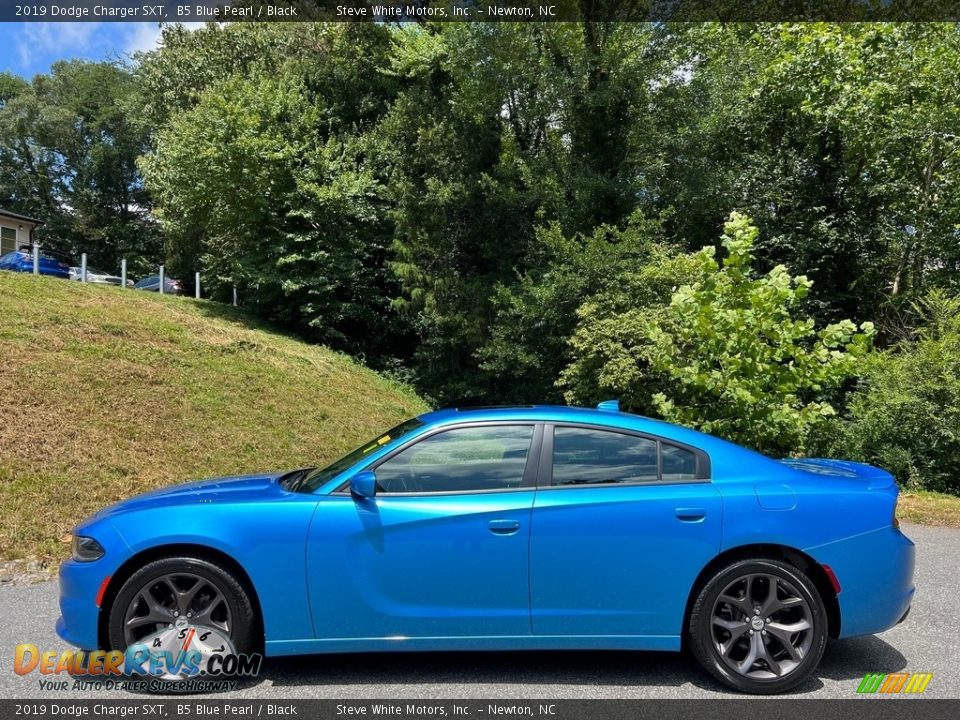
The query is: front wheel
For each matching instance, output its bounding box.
[688,559,828,694]
[107,555,258,682]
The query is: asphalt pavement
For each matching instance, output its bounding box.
[1,523,957,699]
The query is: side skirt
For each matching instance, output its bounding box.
[265,635,681,657]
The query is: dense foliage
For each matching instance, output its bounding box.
[817,292,960,493]
[5,21,960,484]
[563,213,875,454]
[139,25,406,354]
[0,61,161,273]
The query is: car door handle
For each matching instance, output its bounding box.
[488,519,520,535]
[675,507,707,522]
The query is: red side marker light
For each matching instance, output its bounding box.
[822,564,841,595]
[95,576,111,608]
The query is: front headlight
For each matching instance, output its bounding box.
[71,535,105,562]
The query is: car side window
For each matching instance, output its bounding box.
[552,427,659,486]
[661,443,698,482]
[374,425,534,494]
[551,427,704,486]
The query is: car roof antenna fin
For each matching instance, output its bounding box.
[596,399,620,412]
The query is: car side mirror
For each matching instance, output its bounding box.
[350,470,377,500]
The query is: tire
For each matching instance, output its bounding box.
[688,558,828,694]
[107,556,258,671]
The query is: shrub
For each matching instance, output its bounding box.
[825,291,960,493]
[562,212,875,455]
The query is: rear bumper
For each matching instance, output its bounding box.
[805,525,915,639]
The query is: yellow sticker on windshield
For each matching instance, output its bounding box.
[361,435,393,455]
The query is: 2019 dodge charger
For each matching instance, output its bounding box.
[57,402,915,693]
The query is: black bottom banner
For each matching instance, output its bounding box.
[2,699,958,720]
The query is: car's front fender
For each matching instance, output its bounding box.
[59,494,320,651]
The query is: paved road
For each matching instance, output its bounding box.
[1,524,957,699]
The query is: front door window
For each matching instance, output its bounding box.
[374,425,535,493]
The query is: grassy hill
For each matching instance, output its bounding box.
[0,272,428,562]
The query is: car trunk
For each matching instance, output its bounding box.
[778,458,897,491]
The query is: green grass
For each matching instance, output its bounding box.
[898,490,960,528]
[0,272,428,562]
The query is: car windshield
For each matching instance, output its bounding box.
[296,417,425,493]
[134,276,157,287]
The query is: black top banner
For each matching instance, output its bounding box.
[5,0,960,23]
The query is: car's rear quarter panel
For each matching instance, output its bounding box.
[716,468,914,639]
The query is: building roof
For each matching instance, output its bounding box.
[0,208,44,225]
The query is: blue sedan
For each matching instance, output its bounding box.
[0,249,70,279]
[57,402,915,693]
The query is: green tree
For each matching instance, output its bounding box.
[772,24,960,301]
[384,22,674,401]
[563,213,875,454]
[658,24,960,325]
[134,22,295,129]
[141,24,407,356]
[557,244,702,407]
[0,71,60,223]
[135,20,960,417]
[0,61,160,272]
[480,211,664,402]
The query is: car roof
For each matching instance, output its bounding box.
[1,249,68,262]
[419,403,686,433]
[415,403,782,480]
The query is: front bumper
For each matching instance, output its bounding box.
[56,557,113,651]
[807,525,915,639]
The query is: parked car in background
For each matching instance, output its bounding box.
[69,266,133,287]
[134,275,183,294]
[0,248,70,279]
[57,401,915,694]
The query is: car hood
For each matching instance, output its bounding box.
[92,471,291,520]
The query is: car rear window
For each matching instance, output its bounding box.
[551,426,701,486]
[552,427,659,485]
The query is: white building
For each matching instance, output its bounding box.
[0,208,44,256]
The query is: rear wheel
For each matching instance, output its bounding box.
[688,559,828,694]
